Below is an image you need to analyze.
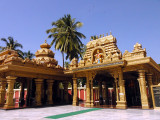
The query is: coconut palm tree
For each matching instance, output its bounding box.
[24,50,34,60]
[0,47,2,52]
[46,14,86,68]
[0,36,23,57]
[64,61,70,68]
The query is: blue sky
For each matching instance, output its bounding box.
[0,0,160,66]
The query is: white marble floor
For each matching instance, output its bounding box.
[0,105,160,120]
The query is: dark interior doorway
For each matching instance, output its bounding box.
[125,78,141,108]
[94,72,116,107]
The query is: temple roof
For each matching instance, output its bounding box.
[86,35,116,49]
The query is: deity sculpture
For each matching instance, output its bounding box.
[94,49,103,63]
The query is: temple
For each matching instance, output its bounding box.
[0,34,160,109]
[0,42,71,109]
[67,34,160,109]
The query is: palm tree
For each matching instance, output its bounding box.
[46,14,86,68]
[24,50,34,60]
[64,61,70,68]
[0,36,23,57]
[0,47,2,52]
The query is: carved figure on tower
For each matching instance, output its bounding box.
[94,49,103,63]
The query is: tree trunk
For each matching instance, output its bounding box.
[62,52,64,68]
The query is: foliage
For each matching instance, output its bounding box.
[14,82,20,89]
[46,14,86,67]
[81,45,87,59]
[64,61,70,68]
[91,35,97,40]
[68,82,72,88]
[0,36,24,58]
[77,78,86,87]
[59,82,64,89]
[24,50,35,60]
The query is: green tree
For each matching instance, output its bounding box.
[81,45,87,59]
[0,36,23,58]
[0,47,2,52]
[24,50,34,60]
[46,14,86,68]
[64,61,70,68]
[91,35,97,40]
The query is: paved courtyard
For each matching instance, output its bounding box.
[0,105,160,120]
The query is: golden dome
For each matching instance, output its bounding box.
[40,40,51,49]
[34,41,58,68]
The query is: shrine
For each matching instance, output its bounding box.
[67,33,160,109]
[0,33,160,110]
[0,41,72,109]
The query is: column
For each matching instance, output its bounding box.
[0,78,7,107]
[138,70,149,109]
[113,82,117,105]
[72,78,78,106]
[85,75,91,107]
[19,81,25,107]
[46,80,54,105]
[103,81,109,105]
[71,80,73,97]
[147,74,153,108]
[4,76,16,109]
[90,79,94,107]
[41,82,45,105]
[35,79,43,106]
[98,81,102,97]
[57,81,60,99]
[114,78,119,103]
[63,81,69,103]
[98,81,103,105]
[116,68,127,109]
[26,78,31,106]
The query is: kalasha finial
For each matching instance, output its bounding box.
[110,30,112,35]
[45,40,47,43]
[106,33,108,36]
[103,34,104,37]
[90,37,91,41]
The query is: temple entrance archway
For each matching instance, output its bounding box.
[92,72,116,107]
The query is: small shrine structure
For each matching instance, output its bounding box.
[0,41,71,109]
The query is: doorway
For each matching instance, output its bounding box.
[125,78,141,108]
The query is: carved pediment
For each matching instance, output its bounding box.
[123,50,131,57]
[133,43,143,52]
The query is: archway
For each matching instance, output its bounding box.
[93,72,116,107]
